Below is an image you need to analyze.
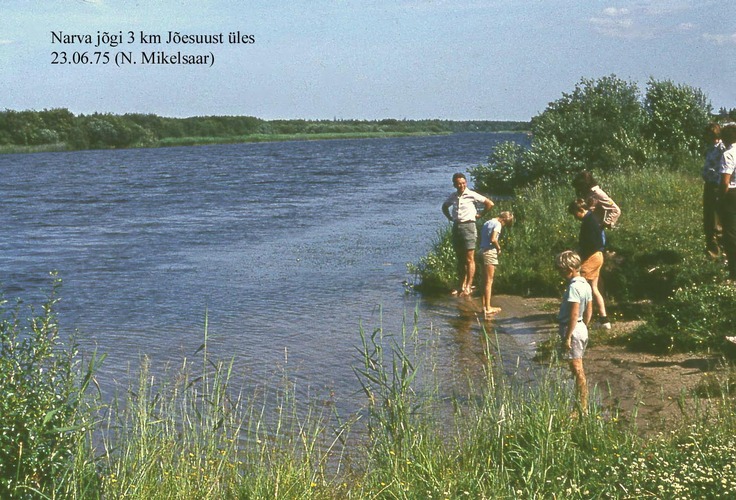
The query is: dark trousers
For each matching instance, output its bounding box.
[720,190,736,278]
[703,182,722,253]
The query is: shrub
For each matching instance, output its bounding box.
[644,78,712,167]
[471,141,526,196]
[471,75,712,195]
[408,227,459,292]
[532,75,646,172]
[624,282,736,353]
[0,276,101,498]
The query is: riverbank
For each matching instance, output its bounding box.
[477,294,726,436]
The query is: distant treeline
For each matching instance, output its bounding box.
[0,108,529,151]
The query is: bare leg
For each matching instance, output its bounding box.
[569,358,588,414]
[588,276,607,319]
[462,249,475,294]
[483,263,496,312]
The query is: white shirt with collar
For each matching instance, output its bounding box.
[444,188,489,223]
[720,143,736,189]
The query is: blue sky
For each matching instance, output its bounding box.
[1,0,734,120]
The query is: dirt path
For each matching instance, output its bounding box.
[487,295,725,435]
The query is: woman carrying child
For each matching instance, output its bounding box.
[572,170,621,229]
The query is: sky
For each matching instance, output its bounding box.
[1,0,735,121]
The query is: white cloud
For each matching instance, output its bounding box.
[602,7,630,17]
[589,2,702,39]
[0,39,13,45]
[589,7,639,38]
[702,33,736,46]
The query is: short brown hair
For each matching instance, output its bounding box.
[705,122,721,138]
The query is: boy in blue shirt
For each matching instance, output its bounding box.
[556,250,593,415]
[479,211,514,316]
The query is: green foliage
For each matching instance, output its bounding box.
[0,276,101,498]
[408,227,459,292]
[471,75,713,194]
[98,313,343,499]
[352,325,736,498]
[354,314,430,472]
[644,78,712,166]
[471,140,526,195]
[532,75,646,171]
[625,282,736,353]
[415,162,736,354]
[0,109,530,152]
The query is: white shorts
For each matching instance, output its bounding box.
[558,322,589,360]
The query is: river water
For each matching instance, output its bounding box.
[1,132,538,415]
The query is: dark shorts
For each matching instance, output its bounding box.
[452,222,477,251]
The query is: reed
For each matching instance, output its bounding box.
[95,312,344,499]
[348,316,736,498]
[3,292,736,497]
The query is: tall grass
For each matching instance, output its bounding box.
[495,164,724,300]
[416,164,723,299]
[349,314,736,498]
[3,288,736,497]
[96,313,346,499]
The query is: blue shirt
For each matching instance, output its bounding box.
[480,218,502,250]
[578,211,605,260]
[558,276,592,324]
[703,141,726,185]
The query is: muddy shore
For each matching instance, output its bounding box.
[474,294,725,435]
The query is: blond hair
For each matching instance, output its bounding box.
[499,211,514,227]
[555,250,581,272]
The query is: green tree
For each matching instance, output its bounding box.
[471,75,711,194]
[643,78,712,166]
[530,75,645,172]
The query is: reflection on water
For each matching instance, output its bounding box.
[0,133,542,417]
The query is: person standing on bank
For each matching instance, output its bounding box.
[442,173,494,296]
[479,211,514,316]
[555,250,593,415]
[718,123,736,281]
[702,122,726,258]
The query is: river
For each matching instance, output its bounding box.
[0,132,539,415]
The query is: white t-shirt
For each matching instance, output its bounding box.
[720,144,736,189]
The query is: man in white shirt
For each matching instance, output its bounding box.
[442,173,494,296]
